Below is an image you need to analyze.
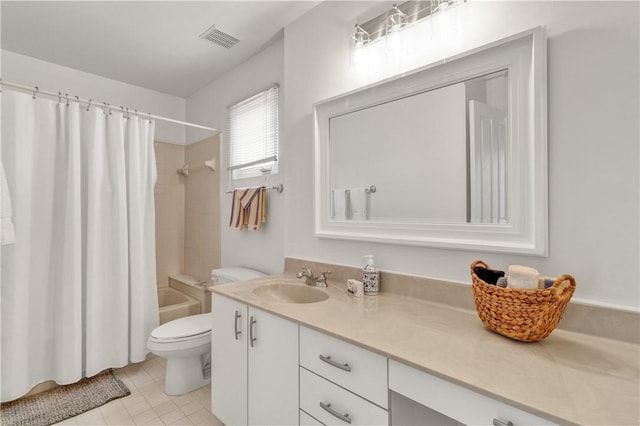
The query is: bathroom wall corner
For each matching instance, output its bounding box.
[155,141,186,288]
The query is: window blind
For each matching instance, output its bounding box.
[228,84,279,179]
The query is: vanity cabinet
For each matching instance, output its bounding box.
[299,326,389,425]
[211,294,298,426]
[389,360,556,426]
[210,292,560,426]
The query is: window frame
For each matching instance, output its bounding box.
[227,83,280,180]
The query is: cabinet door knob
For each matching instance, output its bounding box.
[319,401,352,424]
[319,354,352,372]
[493,418,514,426]
[234,310,242,340]
[249,316,257,348]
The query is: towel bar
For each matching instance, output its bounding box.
[225,184,283,194]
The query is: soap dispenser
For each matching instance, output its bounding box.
[362,255,379,296]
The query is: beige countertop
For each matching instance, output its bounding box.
[209,274,640,425]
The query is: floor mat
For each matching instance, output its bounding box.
[0,369,130,426]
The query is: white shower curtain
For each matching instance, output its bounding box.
[0,90,159,402]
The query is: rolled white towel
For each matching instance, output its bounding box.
[507,265,539,290]
[332,189,348,220]
[350,188,367,221]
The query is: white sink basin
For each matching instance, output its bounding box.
[253,284,329,304]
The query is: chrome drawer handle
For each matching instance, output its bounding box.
[319,402,351,424]
[249,316,257,348]
[234,310,241,340]
[319,354,352,372]
[493,419,513,426]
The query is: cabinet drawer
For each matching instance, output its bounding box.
[300,326,388,408]
[300,410,324,426]
[389,360,556,426]
[300,368,389,426]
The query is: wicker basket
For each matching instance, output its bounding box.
[470,260,576,342]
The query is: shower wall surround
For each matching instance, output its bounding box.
[154,136,221,288]
[184,136,221,281]
[154,142,186,287]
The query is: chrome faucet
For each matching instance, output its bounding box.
[315,271,331,287]
[296,266,331,288]
[296,266,315,285]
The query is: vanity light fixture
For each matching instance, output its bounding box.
[349,0,465,74]
[385,4,409,54]
[386,4,409,37]
[350,0,465,48]
[353,24,371,48]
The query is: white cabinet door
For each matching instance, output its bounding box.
[248,307,299,426]
[211,294,248,426]
[211,294,299,426]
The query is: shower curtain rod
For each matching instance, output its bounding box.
[0,79,218,133]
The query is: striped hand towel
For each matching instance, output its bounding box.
[229,186,267,231]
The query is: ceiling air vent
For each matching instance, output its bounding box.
[199,25,241,49]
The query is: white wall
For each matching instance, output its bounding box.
[1,50,186,144]
[186,40,286,275]
[283,1,639,309]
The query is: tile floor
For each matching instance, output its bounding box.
[54,356,223,426]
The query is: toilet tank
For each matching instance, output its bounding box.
[210,267,266,285]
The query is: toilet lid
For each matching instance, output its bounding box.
[151,313,211,340]
[211,267,265,284]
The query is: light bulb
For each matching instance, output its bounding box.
[432,0,459,42]
[351,24,371,74]
[385,4,408,58]
[387,27,402,54]
[351,45,368,74]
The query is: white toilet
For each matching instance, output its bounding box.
[147,267,266,395]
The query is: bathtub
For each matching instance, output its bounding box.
[168,274,211,314]
[158,287,201,324]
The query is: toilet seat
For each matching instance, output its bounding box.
[148,331,210,353]
[149,313,211,344]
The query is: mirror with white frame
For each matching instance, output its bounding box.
[314,27,547,255]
